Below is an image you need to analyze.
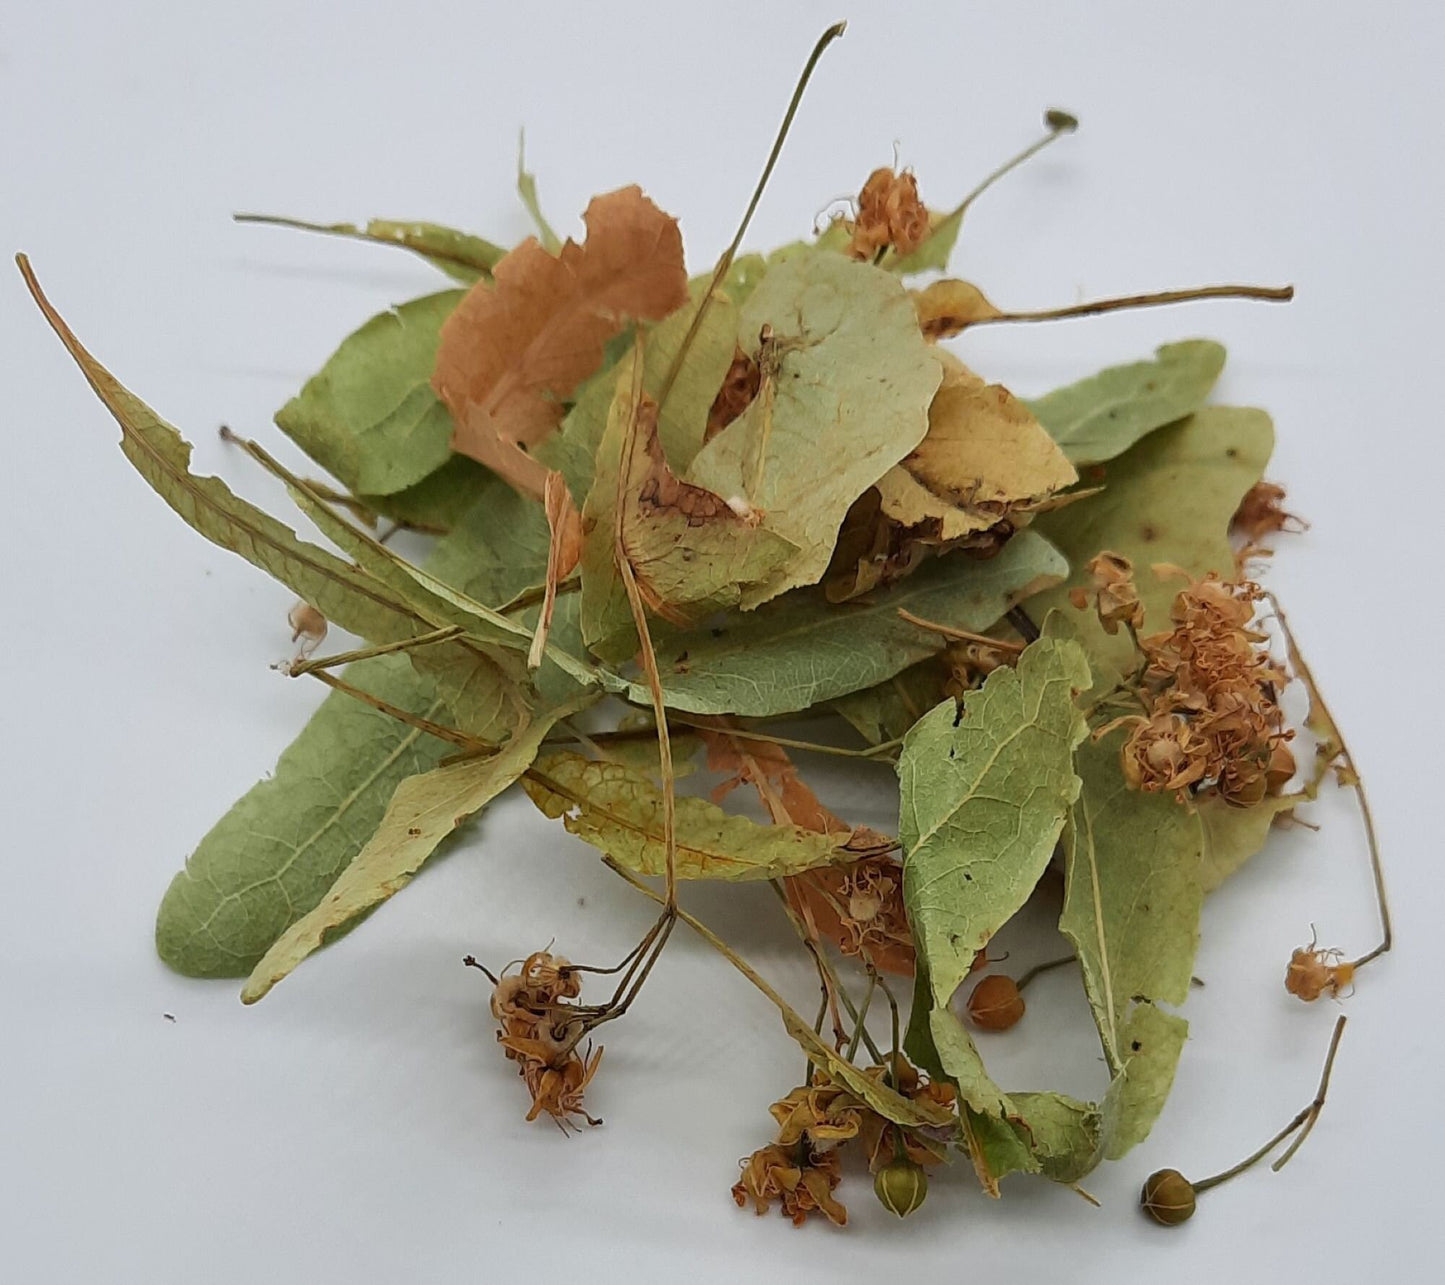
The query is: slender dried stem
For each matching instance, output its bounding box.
[1269,595,1392,970]
[972,283,1294,327]
[306,669,490,751]
[655,21,846,414]
[286,625,465,677]
[1193,1016,1347,1193]
[1015,953,1078,991]
[896,608,1026,653]
[844,969,878,1062]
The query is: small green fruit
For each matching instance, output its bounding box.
[1140,1168,1197,1226]
[874,1158,928,1218]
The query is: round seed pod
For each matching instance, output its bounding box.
[967,975,1025,1031]
[1140,1168,1197,1226]
[874,1158,928,1218]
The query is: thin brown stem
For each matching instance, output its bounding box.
[306,669,490,751]
[1015,954,1077,991]
[1193,1016,1347,1192]
[286,625,465,677]
[896,608,1026,653]
[1269,595,1392,969]
[655,21,846,414]
[971,283,1294,327]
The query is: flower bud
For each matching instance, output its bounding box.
[966,975,1025,1031]
[1140,1168,1196,1225]
[874,1158,928,1218]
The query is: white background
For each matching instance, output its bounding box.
[3,2,1442,1280]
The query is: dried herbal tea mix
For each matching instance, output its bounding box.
[21,22,1388,1230]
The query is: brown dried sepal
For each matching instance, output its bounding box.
[845,167,931,261]
[489,950,603,1131]
[732,1143,848,1228]
[1285,938,1355,1002]
[1232,481,1306,543]
[1076,550,1144,635]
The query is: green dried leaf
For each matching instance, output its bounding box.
[154,655,455,977]
[1026,341,1226,466]
[831,660,948,746]
[237,214,504,282]
[240,696,591,1003]
[20,262,426,646]
[275,291,464,498]
[1009,1092,1104,1184]
[900,637,1090,1007]
[1060,732,1203,1072]
[1028,406,1275,689]
[631,530,1066,718]
[1198,793,1297,892]
[523,752,851,880]
[1100,1001,1189,1161]
[686,250,943,609]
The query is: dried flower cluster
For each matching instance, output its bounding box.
[1088,558,1294,806]
[487,951,603,1131]
[845,167,931,261]
[734,1060,954,1226]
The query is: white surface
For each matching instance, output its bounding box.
[2,2,1442,1280]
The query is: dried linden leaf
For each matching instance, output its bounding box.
[900,636,1091,1008]
[874,351,1078,541]
[630,529,1065,718]
[524,752,854,881]
[432,185,688,498]
[276,290,464,499]
[686,249,943,609]
[1026,341,1226,466]
[1060,732,1203,1072]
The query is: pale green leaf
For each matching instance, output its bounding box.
[1198,793,1297,892]
[275,291,464,497]
[154,655,455,977]
[831,660,948,746]
[900,637,1091,1007]
[240,696,591,1002]
[1101,1001,1189,1160]
[632,529,1066,717]
[1028,407,1275,689]
[1009,1092,1104,1184]
[686,250,943,609]
[1060,733,1203,1071]
[891,207,964,276]
[1026,341,1226,466]
[523,752,851,881]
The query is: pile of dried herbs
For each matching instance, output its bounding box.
[21,23,1387,1230]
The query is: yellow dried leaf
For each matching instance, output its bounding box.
[875,352,1077,541]
[913,279,1003,339]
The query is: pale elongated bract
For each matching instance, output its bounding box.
[241,696,592,1002]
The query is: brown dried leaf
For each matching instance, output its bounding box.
[432,185,688,498]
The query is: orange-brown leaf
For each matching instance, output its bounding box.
[432,185,688,498]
